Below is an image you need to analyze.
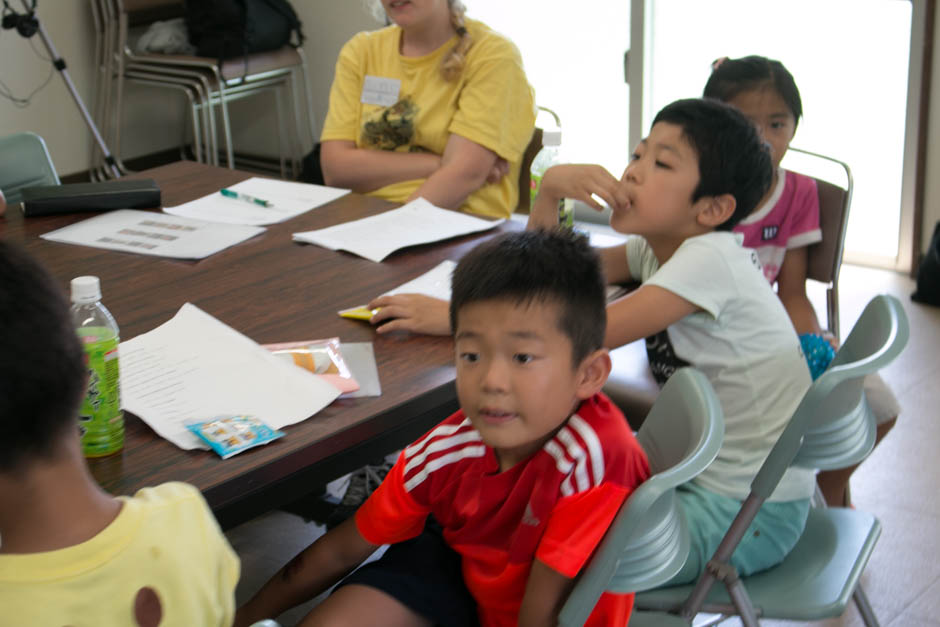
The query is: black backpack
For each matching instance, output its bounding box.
[912,221,940,307]
[185,0,304,61]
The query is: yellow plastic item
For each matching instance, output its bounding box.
[338,305,379,321]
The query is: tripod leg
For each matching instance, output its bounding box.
[28,8,121,178]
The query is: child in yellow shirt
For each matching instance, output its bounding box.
[0,241,239,625]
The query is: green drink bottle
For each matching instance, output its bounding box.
[70,276,124,457]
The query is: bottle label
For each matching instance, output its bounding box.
[78,328,124,457]
[559,198,574,229]
[530,173,544,208]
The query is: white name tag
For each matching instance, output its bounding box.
[361,75,401,107]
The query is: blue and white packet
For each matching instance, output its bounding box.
[187,414,285,459]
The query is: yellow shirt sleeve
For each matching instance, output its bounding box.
[321,32,369,143]
[449,25,536,164]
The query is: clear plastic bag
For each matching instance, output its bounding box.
[263,337,359,393]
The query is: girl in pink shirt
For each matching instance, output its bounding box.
[704,55,900,507]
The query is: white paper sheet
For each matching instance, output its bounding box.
[120,303,341,450]
[292,197,504,262]
[383,260,456,301]
[163,177,350,226]
[40,209,264,260]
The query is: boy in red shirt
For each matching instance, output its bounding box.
[237,229,650,627]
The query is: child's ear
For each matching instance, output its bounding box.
[575,348,612,399]
[695,193,736,228]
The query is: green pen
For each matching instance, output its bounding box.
[220,188,272,207]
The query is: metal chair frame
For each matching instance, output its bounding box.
[787,147,854,341]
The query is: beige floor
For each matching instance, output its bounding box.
[227,263,940,627]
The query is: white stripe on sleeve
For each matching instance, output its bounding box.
[404,445,487,491]
[405,418,472,459]
[557,427,589,492]
[568,414,605,486]
[404,430,483,475]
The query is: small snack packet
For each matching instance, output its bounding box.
[187,414,285,459]
[263,337,359,393]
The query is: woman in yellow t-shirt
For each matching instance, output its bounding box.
[320,0,536,219]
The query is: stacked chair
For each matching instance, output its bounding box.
[635,294,909,626]
[88,0,315,180]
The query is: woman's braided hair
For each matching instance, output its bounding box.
[440,0,472,81]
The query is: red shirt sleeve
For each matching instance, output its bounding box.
[535,482,631,577]
[536,398,650,578]
[355,452,430,545]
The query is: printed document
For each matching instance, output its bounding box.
[292,197,503,262]
[120,303,341,450]
[40,209,263,259]
[163,177,350,226]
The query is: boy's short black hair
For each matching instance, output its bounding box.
[0,242,86,473]
[652,98,773,230]
[450,229,606,364]
[703,55,803,129]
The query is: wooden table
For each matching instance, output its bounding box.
[2,161,517,529]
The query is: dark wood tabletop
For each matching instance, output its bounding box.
[1,161,518,528]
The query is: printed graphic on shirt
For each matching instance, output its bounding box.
[749,249,762,269]
[361,96,418,150]
[645,329,691,386]
[521,502,540,527]
[762,225,779,241]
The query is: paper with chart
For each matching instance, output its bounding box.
[163,177,350,226]
[40,209,264,259]
[120,303,341,450]
[292,197,504,262]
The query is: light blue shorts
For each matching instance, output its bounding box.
[666,481,810,585]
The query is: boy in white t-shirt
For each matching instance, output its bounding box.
[528,98,814,582]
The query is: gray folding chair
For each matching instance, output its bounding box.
[636,294,909,627]
[0,132,60,206]
[559,367,724,627]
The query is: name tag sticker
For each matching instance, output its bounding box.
[361,76,401,107]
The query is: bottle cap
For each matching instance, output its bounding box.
[542,129,562,147]
[71,276,102,304]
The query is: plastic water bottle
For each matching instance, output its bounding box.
[71,276,124,457]
[530,129,573,228]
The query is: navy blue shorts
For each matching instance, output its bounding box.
[337,518,479,627]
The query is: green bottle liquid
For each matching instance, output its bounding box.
[71,276,124,457]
